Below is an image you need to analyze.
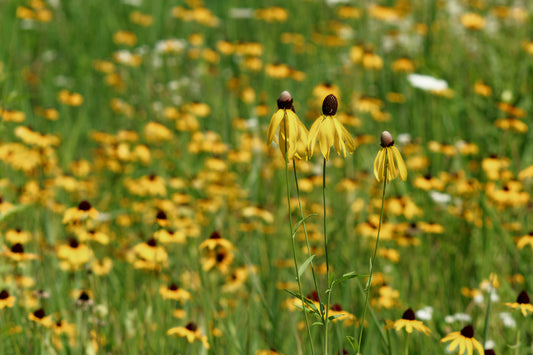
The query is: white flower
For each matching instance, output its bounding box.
[429,190,452,204]
[407,73,448,91]
[416,306,434,321]
[499,312,516,328]
[229,8,254,19]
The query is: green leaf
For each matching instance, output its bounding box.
[311,321,323,328]
[291,213,318,239]
[328,313,345,321]
[0,204,30,223]
[328,271,367,293]
[284,289,319,314]
[346,336,358,351]
[298,255,315,278]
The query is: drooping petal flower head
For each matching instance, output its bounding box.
[267,91,308,160]
[373,131,407,182]
[307,94,355,160]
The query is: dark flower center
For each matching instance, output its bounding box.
[330,304,343,311]
[210,231,221,239]
[56,320,63,327]
[277,97,293,110]
[156,210,167,220]
[185,322,198,331]
[216,252,226,262]
[484,349,495,355]
[169,283,179,291]
[0,290,9,299]
[149,174,156,181]
[78,200,91,211]
[147,238,157,247]
[528,231,533,236]
[78,291,90,301]
[11,243,24,253]
[33,308,46,319]
[322,94,338,116]
[306,291,319,302]
[69,238,79,248]
[517,290,530,304]
[402,308,416,320]
[460,324,474,338]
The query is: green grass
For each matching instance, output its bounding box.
[1,0,533,354]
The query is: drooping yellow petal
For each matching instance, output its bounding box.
[267,109,284,144]
[318,117,335,160]
[448,337,461,352]
[465,339,473,355]
[441,332,460,343]
[307,117,323,157]
[472,338,484,355]
[458,337,466,355]
[391,146,407,180]
[332,117,347,157]
[374,148,386,182]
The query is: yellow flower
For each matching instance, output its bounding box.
[267,91,308,160]
[0,290,16,309]
[506,290,533,316]
[440,325,484,355]
[167,322,209,349]
[373,131,407,182]
[385,308,431,335]
[28,308,54,327]
[159,283,191,302]
[308,94,355,160]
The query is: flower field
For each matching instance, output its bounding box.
[1,0,533,354]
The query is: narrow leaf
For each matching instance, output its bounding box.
[298,255,315,278]
[291,213,318,239]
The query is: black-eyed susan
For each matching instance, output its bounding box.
[199,231,235,274]
[5,228,31,244]
[267,91,308,161]
[62,200,99,224]
[440,324,484,355]
[0,290,16,309]
[167,322,209,349]
[28,308,54,327]
[160,283,192,303]
[3,243,39,262]
[90,258,113,276]
[308,94,355,160]
[57,238,92,271]
[133,238,169,269]
[385,308,431,335]
[505,290,533,316]
[373,131,407,182]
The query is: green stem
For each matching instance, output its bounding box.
[323,158,331,355]
[482,273,495,348]
[357,158,388,354]
[404,332,410,355]
[283,111,315,355]
[515,324,521,355]
[293,159,322,307]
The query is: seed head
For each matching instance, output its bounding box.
[322,94,338,116]
[277,90,293,110]
[380,131,394,147]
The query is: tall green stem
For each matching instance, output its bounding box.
[293,160,322,307]
[482,273,494,348]
[323,157,331,355]
[283,111,315,355]
[357,159,388,354]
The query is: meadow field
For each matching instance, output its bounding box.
[1,0,533,354]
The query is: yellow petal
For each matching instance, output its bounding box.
[267,110,284,144]
[307,117,322,157]
[392,146,407,180]
[374,149,385,182]
[473,338,484,355]
[465,339,473,355]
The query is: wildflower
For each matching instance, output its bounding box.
[505,290,533,316]
[440,324,484,355]
[516,231,533,250]
[167,322,210,349]
[373,131,407,182]
[28,308,54,327]
[133,238,168,265]
[62,200,99,224]
[199,231,235,274]
[308,94,355,160]
[267,91,308,160]
[91,258,113,276]
[460,13,486,30]
[0,290,16,309]
[385,308,431,335]
[57,238,92,270]
[3,243,38,262]
[407,74,448,92]
[57,90,84,106]
[159,283,191,302]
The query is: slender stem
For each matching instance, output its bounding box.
[404,332,410,355]
[283,111,315,355]
[515,327,520,355]
[482,273,494,348]
[293,160,322,306]
[323,157,331,355]
[357,158,389,354]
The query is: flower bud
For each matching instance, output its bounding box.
[322,94,338,116]
[380,131,394,147]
